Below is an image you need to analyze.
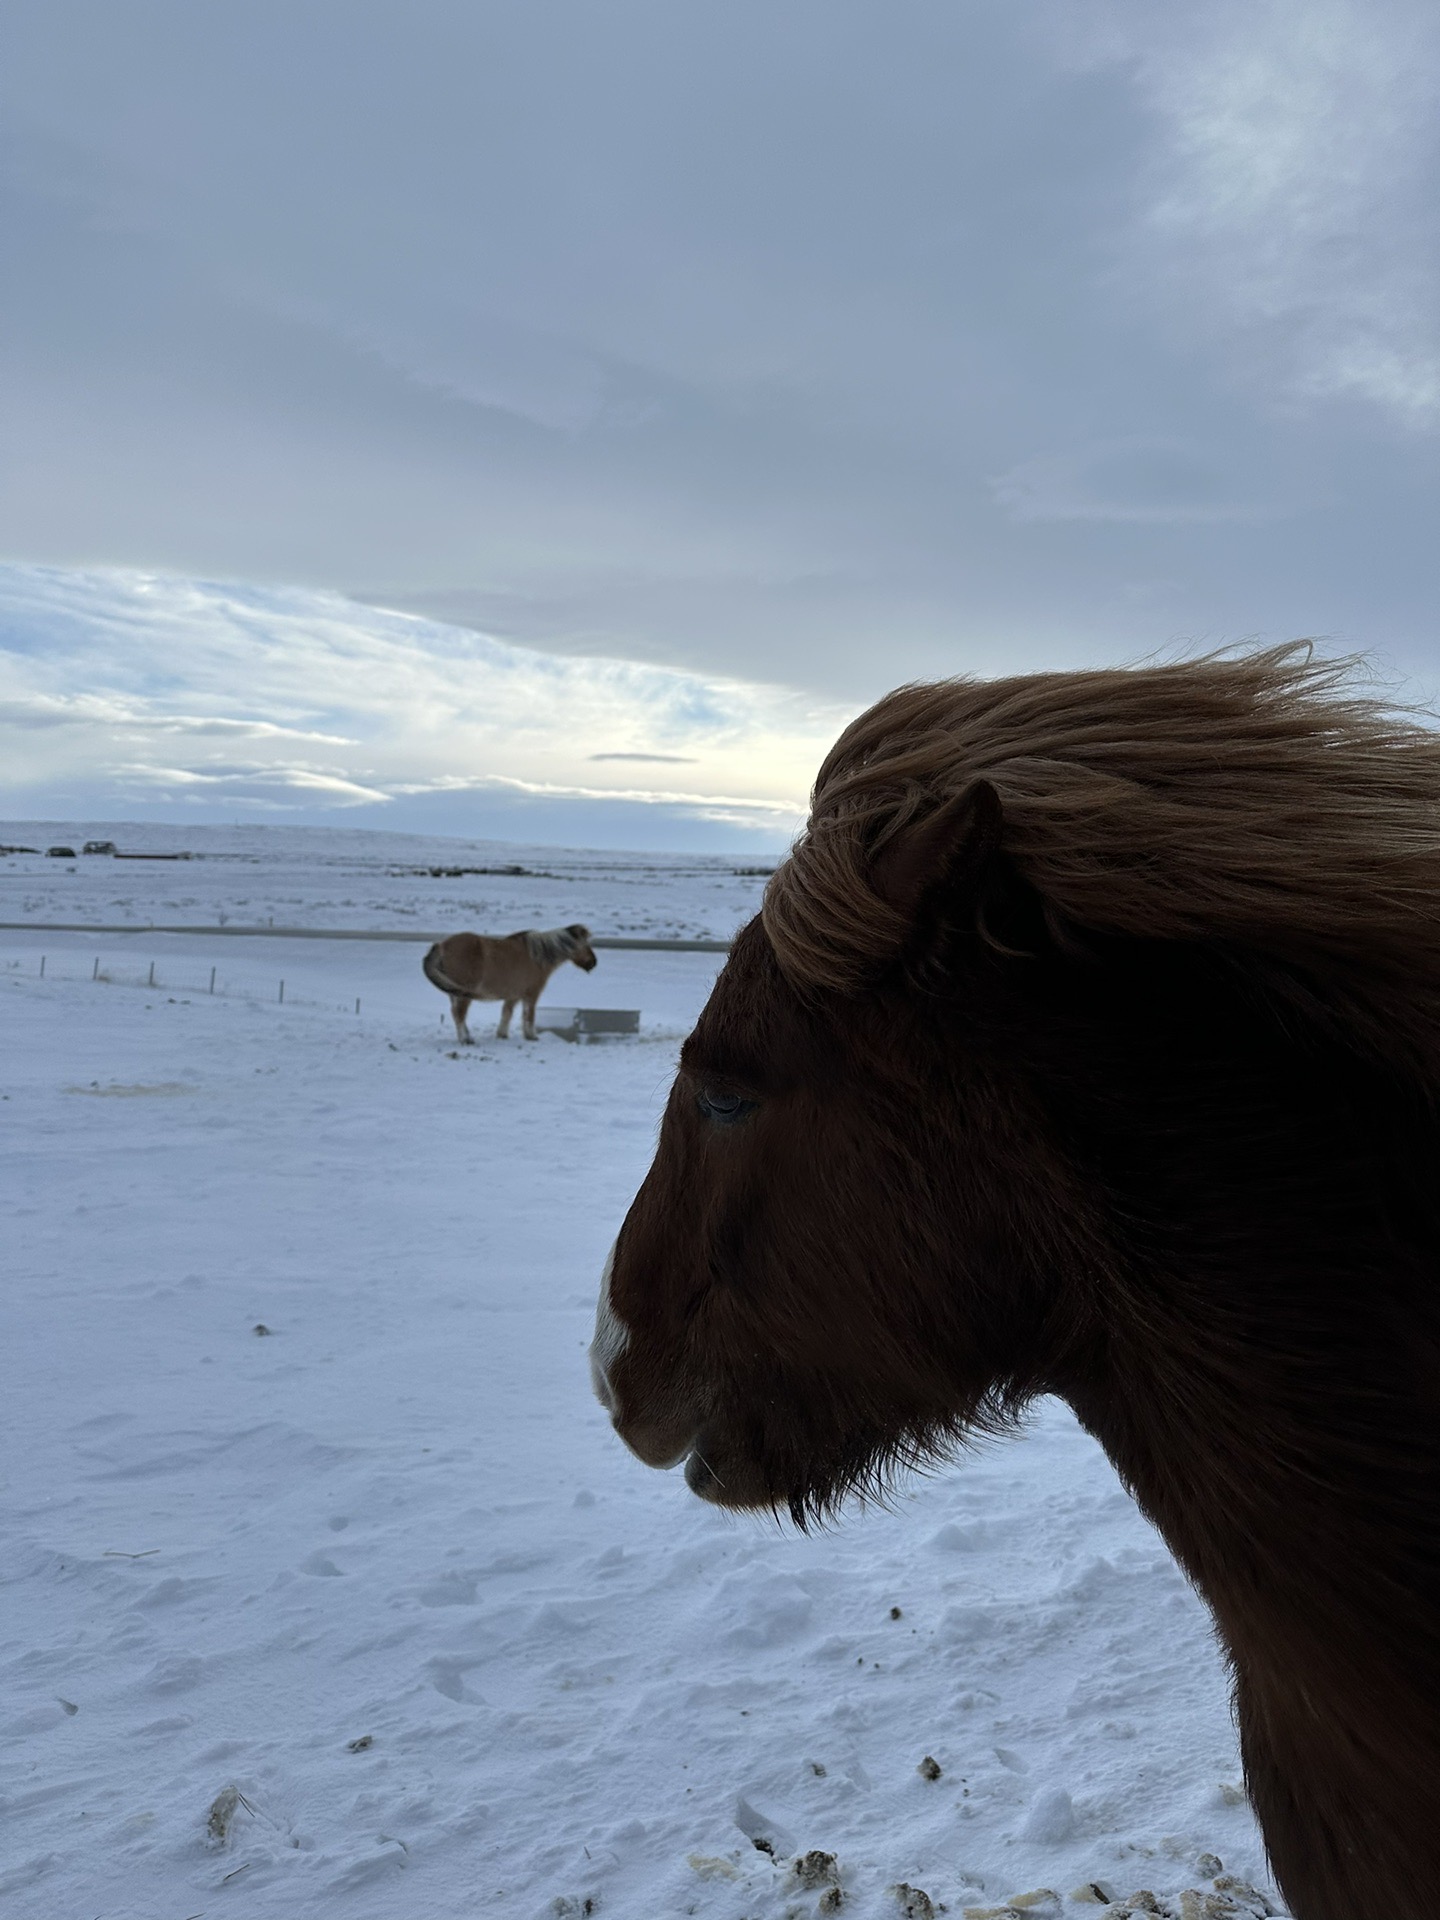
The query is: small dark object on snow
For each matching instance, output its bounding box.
[422,863,533,878]
[253,1324,272,1336]
[347,1734,374,1752]
[890,1605,902,1619]
[1214,1876,1276,1912]
[206,1784,254,1845]
[46,846,77,859]
[917,1755,942,1781]
[794,1850,840,1890]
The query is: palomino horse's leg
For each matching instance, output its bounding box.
[497,1000,515,1039]
[449,994,473,1043]
[522,994,539,1040]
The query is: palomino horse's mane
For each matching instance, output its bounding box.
[762,644,1440,1075]
[523,925,590,967]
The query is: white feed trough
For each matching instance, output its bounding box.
[534,1006,640,1042]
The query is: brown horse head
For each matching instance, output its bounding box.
[590,780,1094,1522]
[590,647,1440,1916]
[566,924,599,972]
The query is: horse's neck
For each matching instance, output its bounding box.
[1070,1315,1439,1625]
[1033,956,1440,1911]
[1062,1063,1440,1660]
[1036,955,1440,1625]
[1068,1310,1440,1916]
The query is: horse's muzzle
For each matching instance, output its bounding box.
[590,1243,700,1470]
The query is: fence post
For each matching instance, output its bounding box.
[148,961,156,987]
[278,979,285,1004]
[355,998,361,1015]
[209,966,216,994]
[93,956,99,980]
[39,955,45,977]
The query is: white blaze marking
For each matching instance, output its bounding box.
[589,1242,629,1413]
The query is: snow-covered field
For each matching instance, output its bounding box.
[1,827,1281,1918]
[0,820,774,943]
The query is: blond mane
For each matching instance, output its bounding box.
[762,645,1440,1072]
[523,925,589,967]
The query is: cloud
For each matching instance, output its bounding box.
[0,693,126,729]
[114,762,393,807]
[2,3,1439,710]
[391,771,803,834]
[989,438,1283,524]
[588,751,697,763]
[0,563,842,845]
[154,717,357,744]
[1051,0,1440,426]
[0,690,353,743]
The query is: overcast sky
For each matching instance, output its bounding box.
[3,0,1439,843]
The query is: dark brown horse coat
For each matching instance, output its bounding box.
[591,648,1440,1920]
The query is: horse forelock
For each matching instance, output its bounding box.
[761,643,1440,1070]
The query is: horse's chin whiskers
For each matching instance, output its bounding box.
[693,1450,724,1489]
[683,1447,727,1500]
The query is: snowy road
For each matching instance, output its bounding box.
[1,834,1280,1919]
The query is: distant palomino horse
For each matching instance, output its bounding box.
[590,647,1440,1920]
[423,925,597,1042]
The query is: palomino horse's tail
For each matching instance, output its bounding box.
[422,942,468,997]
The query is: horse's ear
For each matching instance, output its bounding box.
[869,780,1003,924]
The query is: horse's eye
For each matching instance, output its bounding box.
[696,1085,756,1127]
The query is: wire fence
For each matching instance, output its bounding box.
[4,950,365,1016]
